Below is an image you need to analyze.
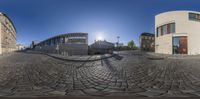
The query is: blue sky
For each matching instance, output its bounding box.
[0,0,200,46]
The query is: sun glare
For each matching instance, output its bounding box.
[97,36,103,41]
[96,32,104,41]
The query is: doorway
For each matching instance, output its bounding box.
[173,36,187,54]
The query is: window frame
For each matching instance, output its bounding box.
[156,22,175,37]
[189,12,200,21]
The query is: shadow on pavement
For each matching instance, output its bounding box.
[113,54,123,60]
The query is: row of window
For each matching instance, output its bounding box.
[156,12,200,37]
[156,23,175,37]
[38,38,87,46]
[141,36,155,40]
[189,13,200,21]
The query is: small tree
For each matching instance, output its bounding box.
[128,40,137,50]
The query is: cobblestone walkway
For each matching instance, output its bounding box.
[0,51,200,97]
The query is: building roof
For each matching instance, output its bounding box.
[155,10,200,17]
[90,40,114,48]
[92,40,114,45]
[140,32,155,37]
[37,32,88,45]
[0,12,17,33]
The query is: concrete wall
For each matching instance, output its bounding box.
[155,10,200,55]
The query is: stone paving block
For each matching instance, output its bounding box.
[136,89,166,97]
[161,90,197,97]
[0,91,13,96]
[106,92,142,96]
[66,90,86,96]
[81,88,109,96]
[1,51,200,97]
[93,85,107,91]
[48,90,66,96]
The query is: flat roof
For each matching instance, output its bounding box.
[155,10,200,17]
[141,32,155,36]
[38,32,88,45]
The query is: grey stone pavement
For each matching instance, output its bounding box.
[49,53,113,61]
[0,50,200,97]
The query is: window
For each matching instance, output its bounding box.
[162,25,167,35]
[156,28,159,37]
[157,27,161,37]
[156,22,175,37]
[149,37,151,39]
[189,13,196,19]
[189,13,200,21]
[170,23,175,33]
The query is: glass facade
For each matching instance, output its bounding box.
[156,23,175,37]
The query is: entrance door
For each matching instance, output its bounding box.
[179,37,187,54]
[173,36,187,54]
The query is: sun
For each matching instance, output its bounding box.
[96,32,104,41]
[97,36,103,41]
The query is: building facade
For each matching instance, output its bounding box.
[35,33,88,56]
[155,10,200,55]
[16,44,25,51]
[31,40,40,49]
[0,12,17,54]
[139,33,155,52]
[89,40,114,55]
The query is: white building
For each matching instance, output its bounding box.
[16,44,25,51]
[0,12,17,54]
[155,10,200,55]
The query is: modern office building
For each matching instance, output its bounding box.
[140,33,155,52]
[89,40,114,55]
[155,10,200,55]
[0,12,17,54]
[35,33,88,56]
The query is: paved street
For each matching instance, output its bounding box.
[0,50,200,97]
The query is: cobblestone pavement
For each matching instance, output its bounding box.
[0,51,200,97]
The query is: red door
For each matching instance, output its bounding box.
[179,36,187,54]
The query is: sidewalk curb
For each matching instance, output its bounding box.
[27,51,114,62]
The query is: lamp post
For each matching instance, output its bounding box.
[117,36,120,53]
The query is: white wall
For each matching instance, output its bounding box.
[155,10,200,55]
[155,34,172,54]
[0,22,2,54]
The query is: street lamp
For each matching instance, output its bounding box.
[117,36,120,43]
[117,36,120,53]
